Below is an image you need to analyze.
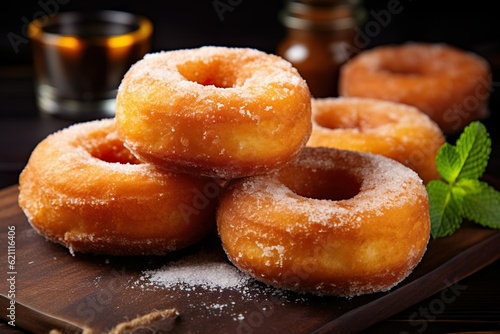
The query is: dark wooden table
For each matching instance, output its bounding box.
[1,65,499,333]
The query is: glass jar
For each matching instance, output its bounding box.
[277,0,365,98]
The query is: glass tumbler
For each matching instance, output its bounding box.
[28,10,153,121]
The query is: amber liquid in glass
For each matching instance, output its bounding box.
[30,12,151,121]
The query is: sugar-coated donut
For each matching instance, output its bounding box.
[116,46,312,178]
[339,42,492,134]
[307,97,445,184]
[18,119,219,256]
[217,147,430,297]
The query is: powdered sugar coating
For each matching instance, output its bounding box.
[139,47,305,106]
[116,46,312,178]
[217,147,431,297]
[307,97,445,184]
[18,119,218,256]
[231,147,422,229]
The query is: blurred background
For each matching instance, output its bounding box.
[2,0,499,63]
[2,0,499,113]
[1,0,499,187]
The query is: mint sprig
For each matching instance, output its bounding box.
[426,121,500,238]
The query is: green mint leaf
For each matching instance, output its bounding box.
[428,121,499,238]
[435,143,462,183]
[455,121,491,181]
[426,180,464,238]
[457,179,500,229]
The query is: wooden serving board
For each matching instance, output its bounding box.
[1,183,500,334]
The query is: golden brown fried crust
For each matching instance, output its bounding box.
[307,97,445,184]
[18,119,218,256]
[115,46,312,178]
[217,147,430,297]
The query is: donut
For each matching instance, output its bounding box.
[18,119,219,256]
[115,46,312,178]
[339,42,492,134]
[307,97,445,184]
[217,147,430,297]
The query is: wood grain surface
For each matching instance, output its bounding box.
[0,184,499,334]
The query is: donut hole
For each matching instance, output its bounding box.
[314,102,398,130]
[278,168,361,201]
[378,61,426,76]
[177,60,239,89]
[87,137,141,165]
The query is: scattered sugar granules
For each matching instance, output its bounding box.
[128,246,308,323]
[138,251,251,291]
